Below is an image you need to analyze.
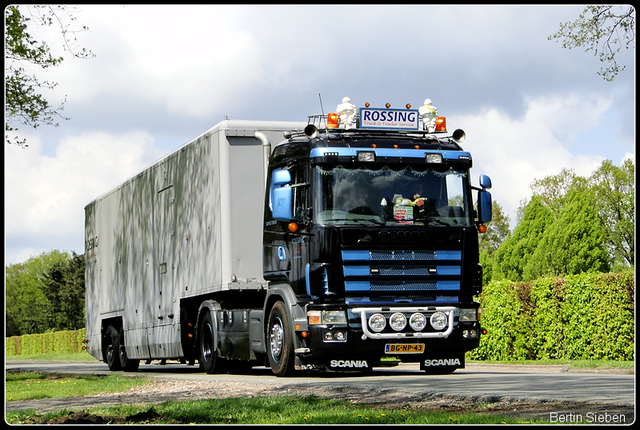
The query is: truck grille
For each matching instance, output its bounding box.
[342,249,462,304]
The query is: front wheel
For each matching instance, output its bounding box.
[267,301,295,377]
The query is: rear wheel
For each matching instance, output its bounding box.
[267,301,295,377]
[118,327,140,371]
[105,325,122,371]
[199,311,223,374]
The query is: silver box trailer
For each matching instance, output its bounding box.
[84,119,305,363]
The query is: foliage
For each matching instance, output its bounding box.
[469,272,635,361]
[589,159,635,268]
[548,5,635,81]
[4,5,94,146]
[478,201,511,255]
[495,159,635,282]
[523,190,609,280]
[493,196,554,282]
[6,328,87,356]
[5,250,85,337]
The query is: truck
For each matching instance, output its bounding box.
[84,97,493,376]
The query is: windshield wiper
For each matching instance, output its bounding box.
[422,218,451,226]
[329,218,386,226]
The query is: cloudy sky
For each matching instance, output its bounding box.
[5,4,635,265]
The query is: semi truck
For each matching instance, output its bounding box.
[84,97,493,376]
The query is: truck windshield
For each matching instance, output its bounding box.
[313,165,472,227]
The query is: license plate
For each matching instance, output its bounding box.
[385,343,425,354]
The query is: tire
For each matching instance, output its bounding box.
[267,301,295,377]
[118,327,140,371]
[105,325,122,371]
[199,311,223,374]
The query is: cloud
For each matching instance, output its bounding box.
[5,131,161,263]
[459,92,609,227]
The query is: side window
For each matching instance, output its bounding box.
[290,164,309,220]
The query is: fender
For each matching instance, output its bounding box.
[264,284,306,349]
[197,300,222,351]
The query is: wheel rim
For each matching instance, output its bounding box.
[107,344,115,364]
[201,322,213,363]
[269,316,284,362]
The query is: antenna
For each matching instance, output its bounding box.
[317,93,327,130]
[318,93,325,116]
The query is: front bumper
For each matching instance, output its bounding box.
[295,307,481,370]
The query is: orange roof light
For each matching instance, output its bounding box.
[327,112,339,128]
[435,116,447,132]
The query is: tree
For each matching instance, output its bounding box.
[493,196,554,282]
[478,201,511,256]
[5,5,94,146]
[5,250,85,337]
[529,168,587,217]
[548,5,635,81]
[524,190,610,280]
[589,159,635,268]
[478,201,511,285]
[42,252,86,331]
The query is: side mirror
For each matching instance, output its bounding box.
[270,169,292,221]
[477,190,492,224]
[479,174,492,189]
[477,174,492,224]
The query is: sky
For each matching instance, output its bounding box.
[4,4,635,265]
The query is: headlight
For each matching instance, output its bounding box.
[459,308,478,322]
[368,313,386,332]
[430,311,448,330]
[322,310,347,324]
[389,312,407,331]
[409,313,427,331]
[307,310,347,325]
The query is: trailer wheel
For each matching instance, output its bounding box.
[105,325,122,371]
[118,327,140,371]
[199,311,223,374]
[267,301,295,377]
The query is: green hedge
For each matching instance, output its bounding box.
[6,328,87,356]
[469,272,635,361]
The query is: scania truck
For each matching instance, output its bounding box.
[84,97,493,376]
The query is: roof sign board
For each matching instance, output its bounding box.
[358,107,420,130]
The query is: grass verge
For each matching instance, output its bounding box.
[6,371,151,401]
[6,395,547,425]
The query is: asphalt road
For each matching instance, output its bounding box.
[6,359,635,406]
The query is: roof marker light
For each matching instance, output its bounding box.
[425,153,443,164]
[327,112,339,128]
[357,151,376,162]
[385,103,391,108]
